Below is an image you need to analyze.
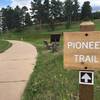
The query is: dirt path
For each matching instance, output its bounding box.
[0,40,37,100]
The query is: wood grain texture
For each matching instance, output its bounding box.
[64,31,100,70]
[79,85,93,100]
[80,21,95,32]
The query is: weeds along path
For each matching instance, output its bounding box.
[0,40,37,100]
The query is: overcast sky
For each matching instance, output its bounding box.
[79,0,100,6]
[0,0,100,10]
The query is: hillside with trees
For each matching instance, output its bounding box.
[0,0,100,33]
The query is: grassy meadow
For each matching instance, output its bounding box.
[0,20,100,100]
[0,40,12,53]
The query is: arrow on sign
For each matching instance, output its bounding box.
[81,73,91,83]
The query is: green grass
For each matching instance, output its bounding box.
[0,20,100,100]
[22,38,100,100]
[22,38,79,100]
[94,19,100,31]
[0,40,12,53]
[21,22,80,35]
[21,20,100,100]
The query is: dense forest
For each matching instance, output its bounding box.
[0,0,100,32]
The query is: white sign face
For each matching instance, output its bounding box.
[79,71,94,85]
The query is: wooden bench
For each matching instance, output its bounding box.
[43,40,52,50]
[43,34,61,52]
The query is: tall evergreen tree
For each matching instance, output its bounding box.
[14,6,23,31]
[22,6,28,13]
[81,1,92,21]
[1,6,23,31]
[50,0,63,23]
[31,0,44,29]
[22,6,28,26]
[73,0,80,21]
[25,13,32,26]
[1,8,8,32]
[43,0,50,24]
[4,6,15,30]
[49,0,63,30]
[64,0,73,28]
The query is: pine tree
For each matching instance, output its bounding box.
[1,6,23,31]
[14,6,23,31]
[25,13,32,26]
[43,0,50,24]
[31,0,44,29]
[64,0,73,28]
[73,0,80,21]
[4,6,15,30]
[1,8,8,32]
[49,0,63,30]
[22,6,28,13]
[50,0,63,23]
[22,6,28,26]
[81,1,92,21]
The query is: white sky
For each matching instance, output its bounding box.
[11,0,32,8]
[78,0,100,7]
[0,0,100,10]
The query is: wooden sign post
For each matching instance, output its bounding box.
[79,21,95,100]
[64,21,100,100]
[79,70,94,100]
[80,21,95,32]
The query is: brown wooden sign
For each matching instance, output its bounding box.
[64,31,100,70]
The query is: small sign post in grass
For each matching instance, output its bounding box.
[64,21,100,100]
